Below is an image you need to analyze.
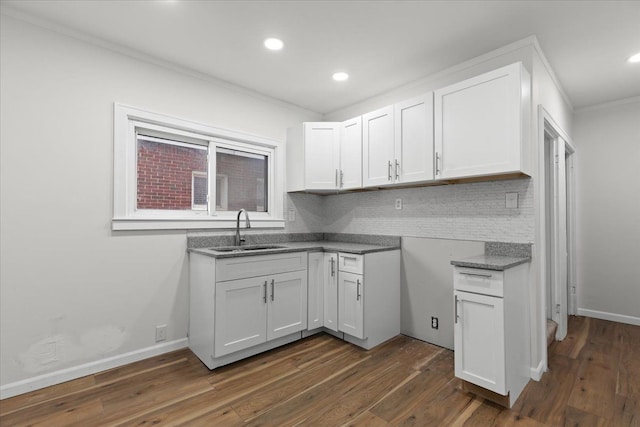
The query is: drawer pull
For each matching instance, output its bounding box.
[454,294,459,323]
[330,257,335,277]
[356,279,361,301]
[459,272,492,278]
[263,281,267,303]
[270,279,275,301]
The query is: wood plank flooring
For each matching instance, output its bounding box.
[1,316,638,426]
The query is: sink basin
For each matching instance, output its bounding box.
[208,244,287,252]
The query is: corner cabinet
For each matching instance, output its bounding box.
[453,262,530,408]
[362,93,434,187]
[189,251,308,369]
[434,62,531,180]
[307,250,401,350]
[307,252,338,332]
[287,119,362,192]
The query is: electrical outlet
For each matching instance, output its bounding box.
[431,317,439,329]
[288,209,296,221]
[155,325,167,342]
[395,198,402,210]
[506,192,519,209]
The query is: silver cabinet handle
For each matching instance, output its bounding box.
[356,279,361,301]
[459,271,492,278]
[435,152,440,175]
[388,160,392,181]
[270,279,275,301]
[263,281,267,303]
[335,169,339,187]
[340,170,344,188]
[395,159,400,180]
[330,257,335,277]
[454,294,459,323]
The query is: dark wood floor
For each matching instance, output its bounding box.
[1,316,638,426]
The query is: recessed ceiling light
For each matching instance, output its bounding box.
[628,52,640,63]
[332,72,349,82]
[264,38,284,51]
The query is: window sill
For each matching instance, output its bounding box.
[111,217,286,231]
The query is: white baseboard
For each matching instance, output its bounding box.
[0,338,187,400]
[530,358,546,381]
[577,308,640,326]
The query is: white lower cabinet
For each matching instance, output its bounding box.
[189,251,307,369]
[214,276,268,357]
[454,290,505,393]
[307,252,339,333]
[338,271,364,339]
[453,263,530,408]
[307,250,400,350]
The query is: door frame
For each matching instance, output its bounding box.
[536,106,576,372]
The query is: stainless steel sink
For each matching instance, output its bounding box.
[208,244,287,252]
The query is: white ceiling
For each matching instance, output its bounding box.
[2,0,639,114]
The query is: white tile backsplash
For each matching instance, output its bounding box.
[319,178,534,243]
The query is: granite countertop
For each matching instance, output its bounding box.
[450,254,530,271]
[188,239,400,259]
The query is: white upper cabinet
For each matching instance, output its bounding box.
[363,94,434,187]
[434,62,531,180]
[287,120,361,192]
[362,106,395,187]
[304,122,341,190]
[340,117,363,190]
[394,93,434,183]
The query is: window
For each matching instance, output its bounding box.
[113,104,284,230]
[192,172,208,211]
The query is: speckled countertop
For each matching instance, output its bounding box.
[450,254,530,271]
[187,233,401,259]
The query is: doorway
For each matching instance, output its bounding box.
[543,116,575,341]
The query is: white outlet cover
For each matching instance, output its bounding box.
[506,192,519,209]
[395,198,402,210]
[288,209,296,221]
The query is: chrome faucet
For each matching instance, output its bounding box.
[235,209,251,246]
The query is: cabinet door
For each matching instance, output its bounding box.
[454,290,506,394]
[323,253,339,332]
[338,271,365,339]
[267,271,308,340]
[340,117,363,190]
[394,93,434,184]
[215,277,267,357]
[362,106,394,187]
[435,63,526,179]
[304,122,340,190]
[307,252,324,330]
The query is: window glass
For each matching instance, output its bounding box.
[216,148,268,212]
[136,135,208,211]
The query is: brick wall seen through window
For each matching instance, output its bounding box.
[137,138,207,210]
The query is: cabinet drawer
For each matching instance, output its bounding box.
[338,253,364,274]
[454,267,504,297]
[216,251,308,282]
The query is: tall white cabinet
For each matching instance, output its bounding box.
[435,62,531,180]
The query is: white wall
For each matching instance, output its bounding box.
[0,13,319,394]
[573,98,640,324]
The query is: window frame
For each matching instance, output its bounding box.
[113,104,285,230]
